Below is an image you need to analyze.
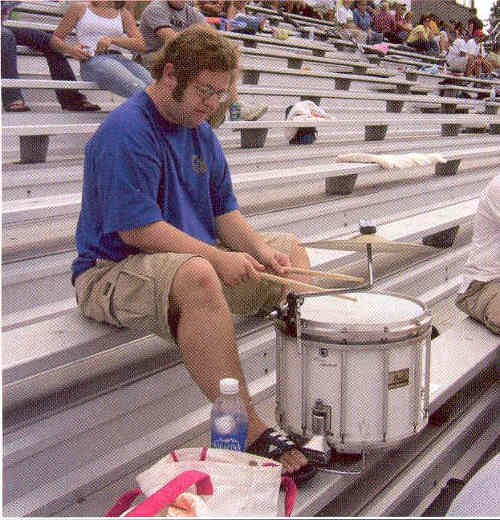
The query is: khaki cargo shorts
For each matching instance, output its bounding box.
[456,280,500,336]
[75,232,296,340]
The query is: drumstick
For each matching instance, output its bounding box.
[260,272,357,301]
[282,267,364,283]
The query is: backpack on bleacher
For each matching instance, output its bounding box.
[284,101,332,145]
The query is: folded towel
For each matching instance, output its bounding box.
[336,152,447,169]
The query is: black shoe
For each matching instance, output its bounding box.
[62,101,101,112]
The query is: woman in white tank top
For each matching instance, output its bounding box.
[54,1,152,99]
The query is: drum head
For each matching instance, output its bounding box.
[298,292,430,343]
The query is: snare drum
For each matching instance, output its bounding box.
[275,292,432,453]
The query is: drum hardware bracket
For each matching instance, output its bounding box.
[271,292,305,338]
[316,448,367,475]
[302,400,332,466]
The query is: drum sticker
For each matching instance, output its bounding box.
[388,368,410,390]
[316,347,338,367]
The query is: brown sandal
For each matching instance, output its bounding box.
[5,100,31,112]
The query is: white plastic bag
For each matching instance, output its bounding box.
[107,448,297,517]
[284,100,333,142]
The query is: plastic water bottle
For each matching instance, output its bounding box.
[229,101,241,121]
[210,378,248,452]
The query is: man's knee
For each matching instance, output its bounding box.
[171,257,224,308]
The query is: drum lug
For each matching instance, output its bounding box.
[275,406,284,428]
[283,293,304,337]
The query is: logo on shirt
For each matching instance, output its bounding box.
[192,155,208,174]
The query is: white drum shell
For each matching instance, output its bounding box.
[275,292,431,453]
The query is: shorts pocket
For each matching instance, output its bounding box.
[111,270,157,331]
[484,290,500,334]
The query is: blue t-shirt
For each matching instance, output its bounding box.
[72,91,239,282]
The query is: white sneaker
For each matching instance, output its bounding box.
[240,102,268,121]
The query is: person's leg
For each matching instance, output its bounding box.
[481,56,493,74]
[171,256,307,473]
[113,54,153,86]
[1,26,26,109]
[8,26,91,108]
[430,38,439,53]
[80,54,150,98]
[75,251,309,474]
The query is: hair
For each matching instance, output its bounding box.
[468,17,483,32]
[150,25,240,102]
[419,13,432,25]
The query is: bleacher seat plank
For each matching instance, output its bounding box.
[3,146,496,232]
[4,135,498,200]
[2,196,480,402]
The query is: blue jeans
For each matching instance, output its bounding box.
[80,53,152,99]
[1,25,87,108]
[408,38,439,53]
[367,30,383,45]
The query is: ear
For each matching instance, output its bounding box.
[161,62,177,89]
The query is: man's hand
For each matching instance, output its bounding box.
[254,244,291,276]
[212,251,265,288]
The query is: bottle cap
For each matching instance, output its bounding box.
[220,378,239,395]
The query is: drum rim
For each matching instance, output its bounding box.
[297,290,430,330]
[275,291,432,344]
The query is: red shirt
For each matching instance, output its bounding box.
[373,10,395,33]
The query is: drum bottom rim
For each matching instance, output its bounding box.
[284,420,429,454]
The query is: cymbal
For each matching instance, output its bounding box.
[301,234,435,254]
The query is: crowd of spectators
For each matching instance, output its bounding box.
[2,0,499,114]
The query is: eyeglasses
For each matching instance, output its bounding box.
[194,81,231,103]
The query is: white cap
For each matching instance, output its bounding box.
[220,378,239,395]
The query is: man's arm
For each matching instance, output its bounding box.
[120,220,221,262]
[120,220,267,286]
[216,210,290,274]
[155,15,208,43]
[155,26,178,42]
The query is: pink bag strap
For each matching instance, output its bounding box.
[125,470,213,517]
[106,488,142,517]
[280,476,297,517]
[170,450,179,462]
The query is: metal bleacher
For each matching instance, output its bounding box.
[2,2,499,517]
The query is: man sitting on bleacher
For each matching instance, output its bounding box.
[71,24,316,486]
[456,175,500,335]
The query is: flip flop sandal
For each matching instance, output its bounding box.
[247,428,317,487]
[5,101,31,112]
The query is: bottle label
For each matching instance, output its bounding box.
[210,415,248,452]
[211,436,247,451]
